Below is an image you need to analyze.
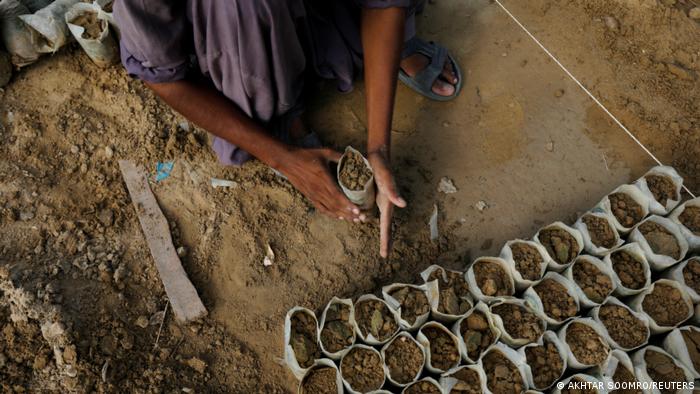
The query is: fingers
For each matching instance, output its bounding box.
[378,196,394,258]
[318,148,343,164]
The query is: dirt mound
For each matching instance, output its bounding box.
[572,260,612,303]
[473,260,512,297]
[610,250,646,290]
[538,228,579,265]
[383,335,424,385]
[389,287,429,325]
[565,322,609,365]
[492,303,543,342]
[354,299,397,342]
[338,150,372,191]
[644,350,686,394]
[679,206,700,234]
[533,278,577,320]
[525,340,564,389]
[645,175,678,207]
[597,304,647,349]
[300,367,338,394]
[609,193,644,228]
[422,325,460,371]
[340,347,384,393]
[638,221,680,259]
[510,242,544,280]
[482,350,524,394]
[582,214,617,248]
[459,311,496,360]
[641,283,689,326]
[682,258,700,294]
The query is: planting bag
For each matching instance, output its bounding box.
[499,239,549,291]
[19,0,80,53]
[668,197,700,252]
[337,146,375,211]
[284,307,320,380]
[628,279,693,335]
[0,0,39,66]
[634,166,683,216]
[563,255,616,309]
[628,215,688,271]
[65,2,118,67]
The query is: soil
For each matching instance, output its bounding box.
[597,304,647,349]
[389,286,430,325]
[459,310,496,360]
[572,259,613,303]
[445,367,482,394]
[582,214,617,248]
[644,350,687,394]
[610,365,642,394]
[644,175,678,207]
[339,347,384,393]
[681,327,700,373]
[538,228,579,265]
[290,310,321,368]
[510,242,544,281]
[533,279,578,321]
[561,377,597,394]
[609,193,644,228]
[338,150,372,191]
[682,258,700,295]
[300,367,338,394]
[641,283,690,327]
[565,322,609,365]
[404,379,442,394]
[319,302,354,353]
[70,11,105,40]
[678,206,700,235]
[354,299,398,342]
[491,303,543,342]
[638,221,681,259]
[428,269,472,315]
[610,250,646,290]
[524,340,564,389]
[422,325,460,372]
[383,335,424,385]
[482,349,524,394]
[472,260,513,297]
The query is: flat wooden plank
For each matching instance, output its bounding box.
[119,160,207,323]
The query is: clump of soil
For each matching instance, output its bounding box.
[459,311,496,360]
[538,227,579,265]
[389,286,429,325]
[638,221,680,259]
[597,304,647,349]
[70,11,105,40]
[482,349,524,394]
[339,150,372,191]
[565,322,609,365]
[533,279,578,321]
[491,303,543,342]
[300,367,338,394]
[682,258,700,295]
[644,350,687,394]
[610,250,646,290]
[404,380,442,394]
[445,368,482,394]
[641,283,689,327]
[354,299,398,342]
[645,174,678,207]
[561,377,597,394]
[340,347,384,393]
[290,310,321,368]
[473,260,513,297]
[428,269,472,315]
[510,242,544,280]
[383,336,424,385]
[609,192,644,228]
[582,214,617,248]
[572,260,613,303]
[678,206,700,235]
[525,340,564,389]
[422,326,460,371]
[681,328,700,372]
[320,303,354,353]
[610,365,642,394]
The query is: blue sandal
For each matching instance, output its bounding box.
[399,37,463,101]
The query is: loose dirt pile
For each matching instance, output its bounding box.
[582,214,616,248]
[525,340,564,389]
[338,150,372,191]
[641,283,689,326]
[300,367,337,394]
[290,310,321,368]
[422,326,459,371]
[482,350,524,394]
[637,221,680,259]
[340,347,384,393]
[597,304,647,349]
[459,311,496,360]
[404,379,442,394]
[679,206,700,235]
[682,258,700,295]
[70,11,104,40]
[533,279,577,321]
[609,193,644,228]
[561,377,597,394]
[645,175,678,207]
[510,242,544,280]
[492,303,543,342]
[610,250,646,290]
[320,303,354,353]
[643,350,686,394]
[473,260,512,297]
[572,260,612,303]
[428,269,471,315]
[445,368,482,394]
[389,287,429,325]
[610,365,642,394]
[354,299,397,342]
[383,335,424,385]
[538,228,579,265]
[681,328,700,372]
[565,322,609,365]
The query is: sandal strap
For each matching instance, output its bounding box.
[401,37,448,90]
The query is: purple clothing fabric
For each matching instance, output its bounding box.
[114,0,419,166]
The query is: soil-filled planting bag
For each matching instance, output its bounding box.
[563,255,616,308]
[662,256,700,303]
[481,342,529,394]
[628,215,688,270]
[401,377,443,394]
[523,272,580,327]
[339,344,386,394]
[416,321,461,374]
[420,265,474,323]
[631,345,695,394]
[634,166,683,216]
[380,331,426,388]
[440,363,491,394]
[668,197,700,252]
[285,307,322,380]
[589,296,650,351]
[318,297,357,360]
[451,301,500,363]
[499,239,550,291]
[598,184,651,234]
[551,374,606,394]
[19,0,81,53]
[591,350,641,394]
[533,221,584,272]
[603,243,651,297]
[353,294,400,346]
[574,211,623,256]
[557,318,611,369]
[0,0,39,66]
[518,331,567,391]
[382,282,439,331]
[65,3,118,67]
[628,279,693,335]
[337,146,375,211]
[489,298,545,348]
[466,257,515,303]
[297,358,343,394]
[662,326,700,379]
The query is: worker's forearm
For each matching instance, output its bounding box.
[145,79,293,169]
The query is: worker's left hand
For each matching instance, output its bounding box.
[368,151,407,258]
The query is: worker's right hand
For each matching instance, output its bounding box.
[279,148,365,222]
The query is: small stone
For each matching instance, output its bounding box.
[70,145,80,154]
[135,316,149,328]
[176,246,186,257]
[438,177,458,194]
[604,16,619,31]
[689,7,700,19]
[98,209,114,227]
[104,146,114,158]
[554,89,565,98]
[185,357,207,374]
[546,141,554,152]
[19,211,35,221]
[475,200,488,212]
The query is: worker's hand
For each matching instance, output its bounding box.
[279,148,364,221]
[368,151,407,258]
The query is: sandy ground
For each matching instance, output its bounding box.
[0,0,698,392]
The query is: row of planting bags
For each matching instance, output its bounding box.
[0,0,118,68]
[284,165,700,393]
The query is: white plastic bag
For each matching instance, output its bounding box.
[353,294,400,346]
[465,257,515,303]
[19,0,80,53]
[518,331,567,391]
[284,307,321,380]
[440,363,491,394]
[628,216,688,270]
[634,166,683,215]
[318,297,357,360]
[533,221,584,271]
[499,239,549,291]
[563,255,616,308]
[401,377,443,394]
[631,345,694,394]
[420,265,473,323]
[339,344,386,394]
[451,301,500,363]
[662,257,700,303]
[481,342,529,394]
[603,243,651,297]
[557,318,611,369]
[522,272,580,328]
[337,146,375,211]
[574,211,623,256]
[380,331,426,388]
[0,0,39,66]
[382,282,439,332]
[489,298,545,348]
[551,374,607,394]
[668,197,700,252]
[662,326,700,379]
[590,350,639,393]
[589,296,650,351]
[597,184,651,234]
[65,2,118,67]
[416,321,461,374]
[297,358,343,394]
[628,279,693,335]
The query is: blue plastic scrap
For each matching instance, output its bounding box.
[155,162,174,182]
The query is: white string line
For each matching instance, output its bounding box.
[493,0,697,198]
